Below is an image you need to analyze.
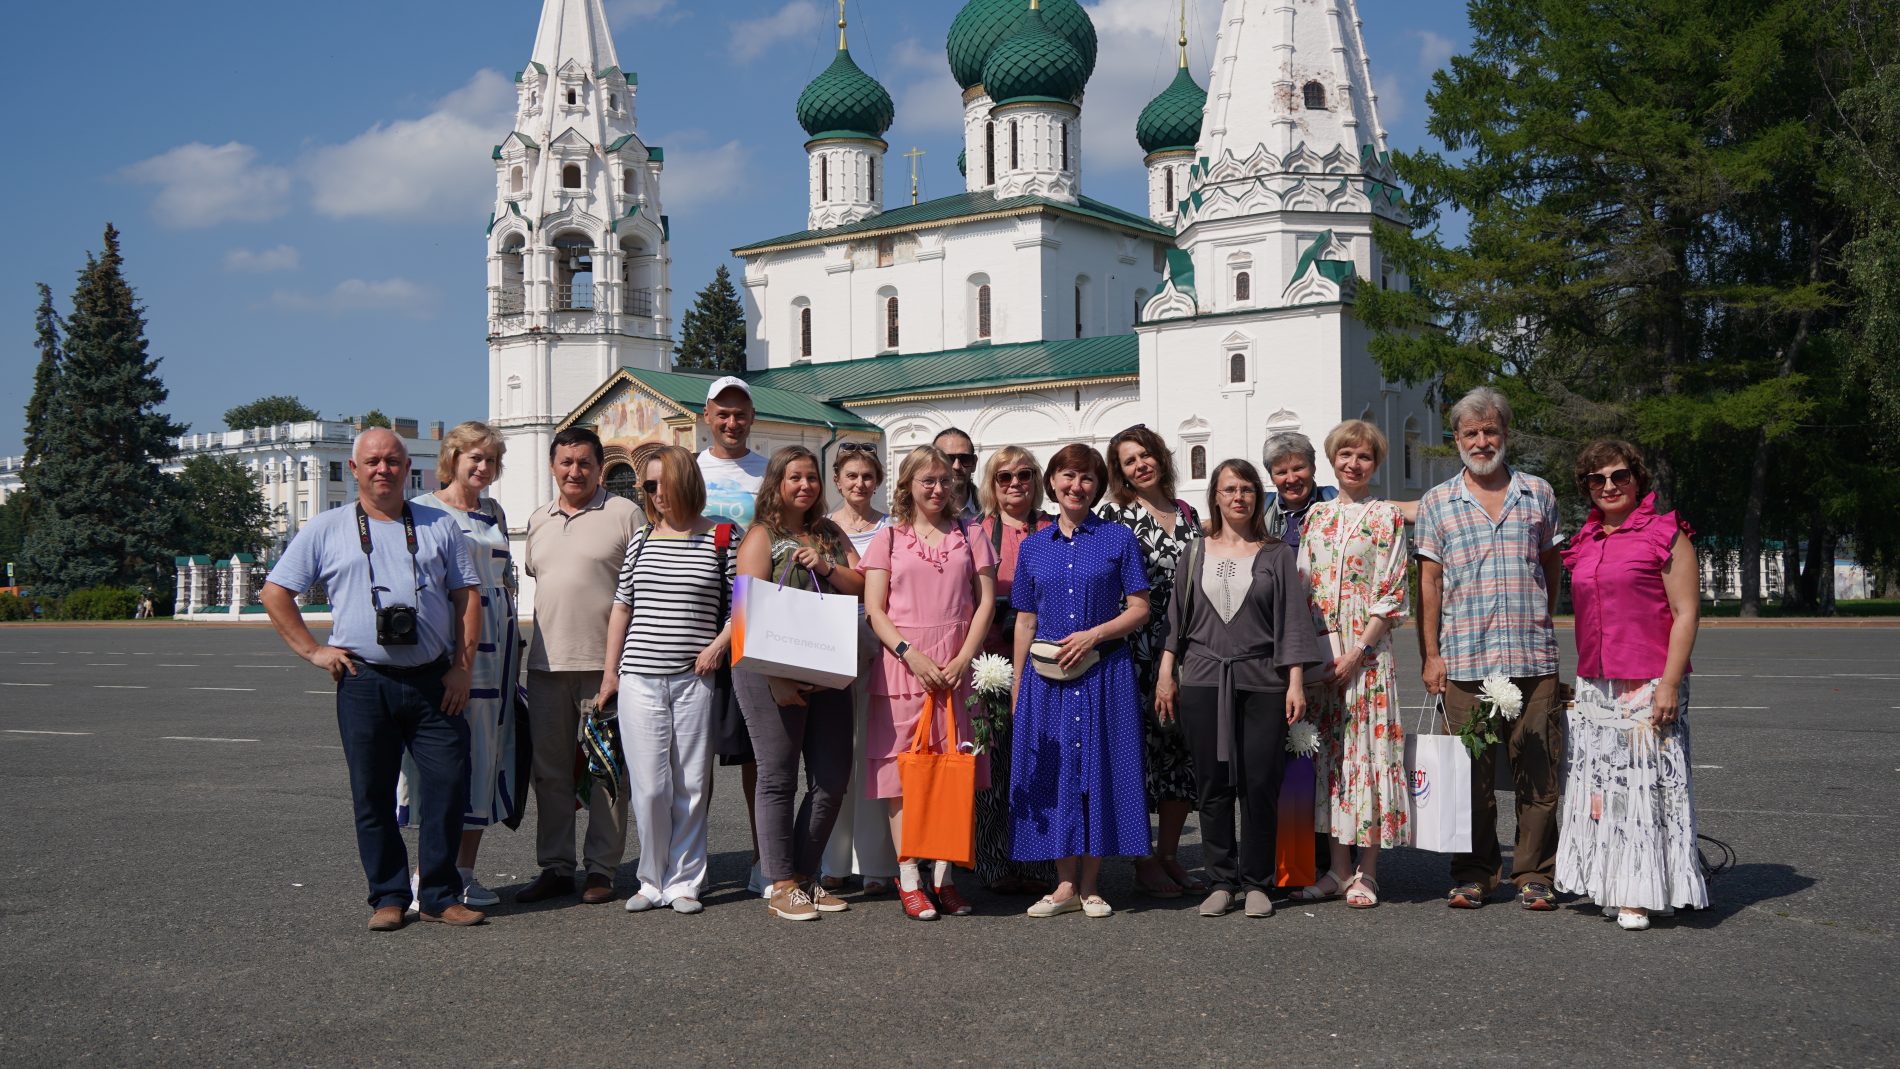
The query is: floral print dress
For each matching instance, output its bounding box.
[1296,501,1411,848]
[1096,499,1201,806]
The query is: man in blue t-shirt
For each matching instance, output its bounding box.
[262,428,483,931]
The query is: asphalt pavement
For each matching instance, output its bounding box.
[0,623,1895,1067]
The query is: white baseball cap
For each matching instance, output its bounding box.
[705,375,752,404]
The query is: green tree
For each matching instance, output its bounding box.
[358,409,392,429]
[23,283,62,467]
[674,264,748,374]
[0,493,28,580]
[224,395,318,430]
[20,225,186,596]
[169,456,270,561]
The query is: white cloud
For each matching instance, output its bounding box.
[120,142,292,228]
[654,132,751,214]
[1374,73,1407,130]
[1411,29,1456,74]
[223,245,300,273]
[729,2,824,63]
[267,278,435,318]
[303,70,515,223]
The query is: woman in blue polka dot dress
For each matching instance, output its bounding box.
[1008,443,1154,918]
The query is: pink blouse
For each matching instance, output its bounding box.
[1561,493,1692,680]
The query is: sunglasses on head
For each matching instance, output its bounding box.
[1583,468,1634,490]
[838,442,878,453]
[994,469,1036,485]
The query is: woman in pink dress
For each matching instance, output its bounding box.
[862,445,998,920]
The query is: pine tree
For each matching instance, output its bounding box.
[674,264,749,374]
[23,283,62,467]
[21,225,186,595]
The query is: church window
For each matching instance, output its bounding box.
[1303,82,1326,110]
[868,155,878,198]
[800,306,813,358]
[1061,123,1070,171]
[562,164,582,190]
[1010,121,1020,171]
[820,158,829,201]
[566,88,578,106]
[509,166,524,195]
[985,123,996,185]
[1190,446,1207,480]
[1165,167,1174,206]
[1075,286,1083,337]
[623,168,636,196]
[877,237,894,268]
[978,285,993,339]
[1235,271,1251,302]
[1230,353,1246,383]
[885,296,900,349]
[609,92,619,111]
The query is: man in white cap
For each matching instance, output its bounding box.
[697,376,767,527]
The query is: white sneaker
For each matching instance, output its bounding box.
[747,862,768,899]
[461,874,501,908]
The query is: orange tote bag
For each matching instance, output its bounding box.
[896,692,977,867]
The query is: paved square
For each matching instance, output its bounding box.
[1,623,1894,1066]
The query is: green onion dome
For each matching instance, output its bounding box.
[1136,66,1208,155]
[947,0,1096,94]
[796,47,895,141]
[982,4,1089,106]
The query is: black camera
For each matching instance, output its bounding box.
[376,604,419,646]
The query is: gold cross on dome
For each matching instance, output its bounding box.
[904,146,926,205]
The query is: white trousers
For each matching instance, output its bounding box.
[620,670,716,904]
[820,617,898,881]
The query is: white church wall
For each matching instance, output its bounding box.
[855,380,1140,483]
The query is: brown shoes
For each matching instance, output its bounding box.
[580,873,616,904]
[368,906,408,932]
[419,903,487,926]
[515,868,576,904]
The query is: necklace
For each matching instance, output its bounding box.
[834,509,880,534]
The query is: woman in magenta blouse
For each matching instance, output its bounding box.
[1555,440,1707,931]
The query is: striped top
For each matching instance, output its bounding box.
[612,524,740,676]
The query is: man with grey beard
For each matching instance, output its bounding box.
[1413,387,1566,913]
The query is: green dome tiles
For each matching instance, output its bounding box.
[796,48,895,141]
[947,0,1096,93]
[982,5,1088,106]
[1136,66,1207,155]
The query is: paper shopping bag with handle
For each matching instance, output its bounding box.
[730,568,859,689]
[1404,698,1472,853]
[897,692,976,866]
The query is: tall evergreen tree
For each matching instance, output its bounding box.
[23,283,62,467]
[674,264,748,375]
[21,225,185,595]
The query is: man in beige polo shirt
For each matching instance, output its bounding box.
[518,427,643,905]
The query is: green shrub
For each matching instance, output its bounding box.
[55,586,141,621]
[0,593,37,621]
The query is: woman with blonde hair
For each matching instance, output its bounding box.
[736,446,866,921]
[973,446,1056,896]
[401,420,523,908]
[863,445,997,919]
[1293,420,1411,910]
[600,444,737,915]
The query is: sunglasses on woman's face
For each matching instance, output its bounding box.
[1583,468,1634,490]
[642,480,660,495]
[994,469,1036,485]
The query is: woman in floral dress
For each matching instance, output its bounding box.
[1097,425,1204,897]
[1293,420,1410,909]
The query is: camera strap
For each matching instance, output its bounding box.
[356,503,420,614]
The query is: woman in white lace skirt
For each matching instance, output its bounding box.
[1557,440,1707,930]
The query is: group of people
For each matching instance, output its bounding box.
[263,380,1708,935]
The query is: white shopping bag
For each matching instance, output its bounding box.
[730,572,859,690]
[1405,700,1472,853]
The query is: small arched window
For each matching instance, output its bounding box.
[1061,123,1070,171]
[885,296,900,349]
[562,164,582,189]
[985,122,996,185]
[609,92,619,111]
[566,87,578,106]
[800,306,813,358]
[1303,82,1326,110]
[623,168,637,196]
[1230,352,1247,383]
[1165,167,1175,206]
[868,155,878,198]
[1074,284,1084,338]
[509,166,524,194]
[819,157,829,201]
[1190,445,1207,480]
[1235,271,1252,302]
[1010,121,1020,170]
[977,284,993,339]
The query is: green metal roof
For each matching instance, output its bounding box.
[947,0,1096,92]
[734,190,1171,253]
[796,47,895,142]
[1137,65,1207,155]
[607,367,878,430]
[983,4,1089,106]
[746,334,1137,402]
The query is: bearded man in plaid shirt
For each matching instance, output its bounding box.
[1415,387,1567,912]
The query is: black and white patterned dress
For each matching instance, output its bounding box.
[1097,499,1201,805]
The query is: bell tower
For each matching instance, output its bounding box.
[486,0,673,529]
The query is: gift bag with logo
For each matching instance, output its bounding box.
[1275,753,1318,887]
[897,692,976,866]
[730,567,859,689]
[1404,699,1472,853]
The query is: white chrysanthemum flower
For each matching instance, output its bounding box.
[971,653,1014,695]
[1480,673,1524,720]
[1286,721,1322,757]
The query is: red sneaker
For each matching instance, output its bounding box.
[933,883,973,916]
[899,887,939,921]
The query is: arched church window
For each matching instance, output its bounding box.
[562,164,582,190]
[985,122,996,185]
[623,168,636,196]
[566,88,578,106]
[885,296,901,349]
[509,166,524,194]
[1303,82,1326,110]
[820,157,829,201]
[868,155,877,198]
[603,463,639,504]
[1073,281,1086,338]
[609,92,619,111]
[977,285,993,339]
[1190,446,1207,480]
[1061,123,1070,171]
[800,306,813,358]
[1010,122,1020,171]
[1235,271,1251,302]
[1165,167,1175,207]
[1230,352,1247,383]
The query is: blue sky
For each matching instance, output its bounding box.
[0,0,1473,458]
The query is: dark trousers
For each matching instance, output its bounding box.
[744,684,854,882]
[1177,686,1290,893]
[335,662,470,913]
[1444,673,1563,891]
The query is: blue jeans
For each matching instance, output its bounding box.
[335,661,470,913]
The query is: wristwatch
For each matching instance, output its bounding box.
[1360,644,1376,661]
[894,640,912,658]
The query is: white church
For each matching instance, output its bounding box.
[485,0,1444,534]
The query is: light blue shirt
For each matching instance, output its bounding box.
[268,502,481,667]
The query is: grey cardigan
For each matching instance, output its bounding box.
[1166,539,1324,692]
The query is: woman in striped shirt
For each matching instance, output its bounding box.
[599,445,738,915]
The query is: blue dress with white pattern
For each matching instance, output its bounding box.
[1008,515,1153,860]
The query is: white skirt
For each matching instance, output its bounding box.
[1556,677,1709,912]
